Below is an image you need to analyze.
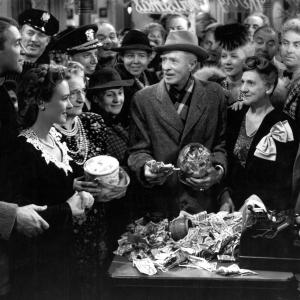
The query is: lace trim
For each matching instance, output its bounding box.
[19,127,73,175]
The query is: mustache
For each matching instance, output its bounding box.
[27,42,40,48]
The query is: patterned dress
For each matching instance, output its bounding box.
[56,112,108,300]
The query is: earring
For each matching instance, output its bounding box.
[40,106,46,111]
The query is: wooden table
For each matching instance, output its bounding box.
[106,256,299,300]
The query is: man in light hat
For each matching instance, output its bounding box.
[18,8,59,63]
[128,30,227,217]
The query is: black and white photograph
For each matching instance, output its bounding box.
[0,0,300,299]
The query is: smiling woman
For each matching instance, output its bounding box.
[221,56,298,213]
[6,64,95,300]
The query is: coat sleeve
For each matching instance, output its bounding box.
[0,201,17,240]
[127,92,155,187]
[210,84,228,175]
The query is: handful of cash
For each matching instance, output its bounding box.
[146,160,180,174]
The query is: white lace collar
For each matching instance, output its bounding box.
[19,127,73,175]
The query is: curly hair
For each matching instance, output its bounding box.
[243,56,278,94]
[17,64,69,128]
[282,18,300,36]
[142,22,167,42]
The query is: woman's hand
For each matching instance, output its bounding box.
[78,191,94,209]
[67,191,95,216]
[73,176,102,196]
[67,192,85,217]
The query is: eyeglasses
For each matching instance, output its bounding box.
[69,88,86,101]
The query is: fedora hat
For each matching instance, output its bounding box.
[155,30,208,61]
[88,68,134,91]
[112,29,152,53]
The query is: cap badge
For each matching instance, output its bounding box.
[41,12,50,23]
[85,29,95,41]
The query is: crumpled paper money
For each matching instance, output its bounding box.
[114,211,244,276]
[133,257,157,275]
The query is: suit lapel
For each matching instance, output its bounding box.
[155,80,184,133]
[180,80,207,144]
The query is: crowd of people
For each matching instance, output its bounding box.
[0,7,300,300]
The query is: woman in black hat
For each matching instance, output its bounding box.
[215,23,254,105]
[88,67,136,253]
[88,67,133,165]
[112,29,159,127]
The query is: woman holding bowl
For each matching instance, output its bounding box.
[8,65,94,300]
[54,62,128,300]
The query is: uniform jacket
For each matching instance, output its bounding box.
[128,79,227,217]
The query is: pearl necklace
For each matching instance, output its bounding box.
[55,117,79,136]
[56,117,89,165]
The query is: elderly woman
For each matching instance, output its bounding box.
[215,23,254,105]
[8,65,93,300]
[53,61,118,300]
[220,56,298,212]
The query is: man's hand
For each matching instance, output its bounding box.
[185,166,223,191]
[16,204,49,238]
[144,164,170,186]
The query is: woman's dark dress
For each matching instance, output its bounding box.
[7,128,74,300]
[226,108,298,211]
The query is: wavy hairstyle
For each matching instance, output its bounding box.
[243,56,278,94]
[17,64,69,128]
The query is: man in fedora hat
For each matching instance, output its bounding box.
[128,30,227,217]
[112,29,159,126]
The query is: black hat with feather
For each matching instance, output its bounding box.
[214,23,249,51]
